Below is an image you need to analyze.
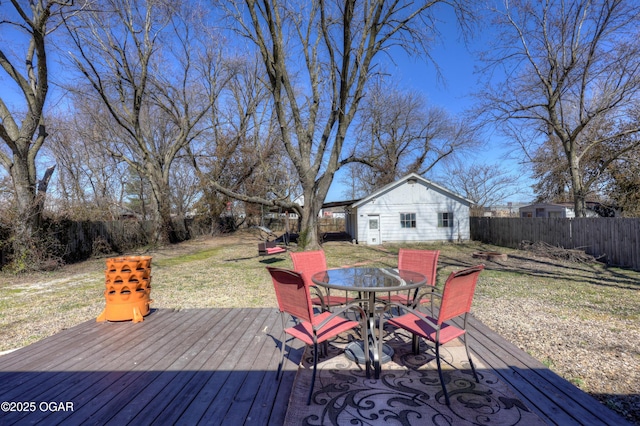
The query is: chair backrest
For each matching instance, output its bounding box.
[290,250,327,287]
[267,267,314,324]
[437,265,485,325]
[398,249,440,286]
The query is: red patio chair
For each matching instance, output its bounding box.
[385,264,485,405]
[290,250,355,311]
[267,267,367,405]
[379,249,440,308]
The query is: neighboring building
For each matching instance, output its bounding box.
[319,203,351,219]
[345,173,472,245]
[519,203,576,218]
[482,202,528,217]
[519,202,617,218]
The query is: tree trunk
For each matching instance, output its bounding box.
[572,184,588,218]
[10,155,41,265]
[9,158,55,268]
[298,206,319,249]
[297,179,332,250]
[148,177,176,245]
[11,157,39,235]
[569,154,587,217]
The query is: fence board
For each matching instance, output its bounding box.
[471,217,640,271]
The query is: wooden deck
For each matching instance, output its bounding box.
[0,308,631,425]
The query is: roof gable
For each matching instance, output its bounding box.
[351,173,472,208]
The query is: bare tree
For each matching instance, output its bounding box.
[479,0,640,217]
[441,160,525,216]
[209,0,474,248]
[600,124,640,216]
[169,156,200,220]
[529,115,640,206]
[0,0,72,266]
[46,112,129,220]
[343,78,480,197]
[529,135,573,203]
[190,54,291,230]
[64,0,228,244]
[605,158,640,217]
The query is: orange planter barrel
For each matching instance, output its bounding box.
[97,256,153,323]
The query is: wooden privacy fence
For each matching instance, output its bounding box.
[259,217,345,234]
[471,217,640,271]
[53,218,198,263]
[56,220,155,262]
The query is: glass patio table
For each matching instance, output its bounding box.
[311,267,427,379]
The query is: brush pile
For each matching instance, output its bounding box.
[519,240,598,263]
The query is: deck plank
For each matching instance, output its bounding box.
[197,308,282,424]
[176,308,281,424]
[0,308,630,426]
[138,308,275,424]
[473,320,627,425]
[0,319,95,369]
[24,309,212,425]
[76,309,214,423]
[464,317,586,425]
[105,308,235,425]
[218,309,284,425]
[83,309,231,425]
[146,309,253,423]
[0,309,180,405]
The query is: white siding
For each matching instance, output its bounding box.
[354,180,470,243]
[519,204,575,218]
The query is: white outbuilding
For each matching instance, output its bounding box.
[345,173,472,245]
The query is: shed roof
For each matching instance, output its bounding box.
[350,172,472,208]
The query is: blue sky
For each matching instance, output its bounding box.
[325,12,535,203]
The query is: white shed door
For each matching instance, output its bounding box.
[367,215,381,245]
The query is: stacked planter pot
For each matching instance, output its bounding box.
[97,256,153,323]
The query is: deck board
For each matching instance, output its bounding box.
[464,318,628,426]
[81,309,222,425]
[0,308,630,425]
[463,318,588,425]
[111,309,236,425]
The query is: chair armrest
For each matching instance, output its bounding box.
[310,285,328,311]
[382,300,439,330]
[315,299,368,330]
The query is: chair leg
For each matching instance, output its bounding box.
[276,336,286,381]
[307,342,319,405]
[276,315,287,381]
[360,317,371,379]
[411,334,420,355]
[435,343,450,405]
[463,333,479,383]
[363,334,372,379]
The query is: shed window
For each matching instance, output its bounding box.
[438,212,454,228]
[400,213,416,228]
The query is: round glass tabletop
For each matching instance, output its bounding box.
[311,267,427,292]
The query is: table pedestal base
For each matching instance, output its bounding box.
[344,341,394,365]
